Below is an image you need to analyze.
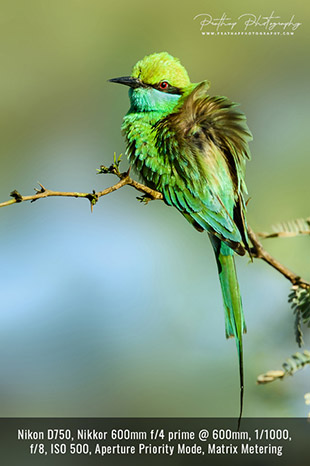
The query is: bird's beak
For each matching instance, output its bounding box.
[108,76,144,89]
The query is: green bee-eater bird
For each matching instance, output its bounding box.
[109,52,252,422]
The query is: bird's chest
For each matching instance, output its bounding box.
[122,113,172,188]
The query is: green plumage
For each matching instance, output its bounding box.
[109,52,252,422]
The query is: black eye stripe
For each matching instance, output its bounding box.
[151,83,182,95]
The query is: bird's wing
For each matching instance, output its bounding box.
[154,81,252,254]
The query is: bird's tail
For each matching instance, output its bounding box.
[209,235,246,429]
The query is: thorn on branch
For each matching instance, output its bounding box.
[249,247,259,258]
[10,190,23,202]
[34,183,46,194]
[86,190,99,212]
[31,183,47,202]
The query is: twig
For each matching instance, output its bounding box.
[0,171,163,210]
[1,161,309,289]
[248,226,310,289]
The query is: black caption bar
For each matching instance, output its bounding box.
[0,418,309,465]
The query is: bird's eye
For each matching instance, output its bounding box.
[159,81,169,90]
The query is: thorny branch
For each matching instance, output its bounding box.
[1,156,309,290]
[0,160,163,212]
[247,227,310,288]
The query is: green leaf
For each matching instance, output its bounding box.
[289,286,310,333]
[272,218,310,236]
[257,350,310,384]
[283,350,310,375]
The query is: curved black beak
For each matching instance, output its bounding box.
[108,76,145,89]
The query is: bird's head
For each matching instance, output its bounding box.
[109,52,193,112]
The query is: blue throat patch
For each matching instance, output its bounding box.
[129,87,180,113]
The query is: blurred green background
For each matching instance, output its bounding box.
[0,0,309,418]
